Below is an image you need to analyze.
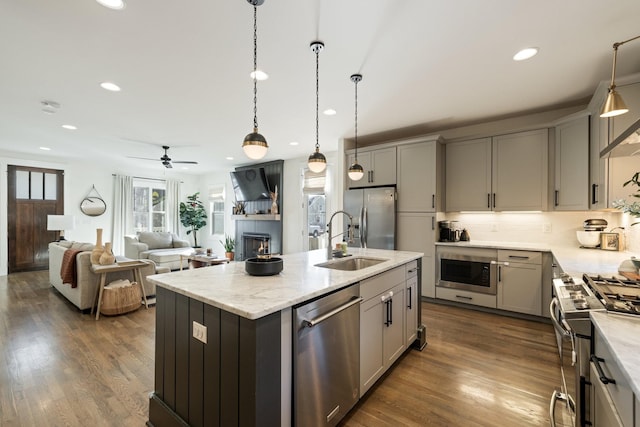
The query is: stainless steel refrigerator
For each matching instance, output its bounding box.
[343,187,396,249]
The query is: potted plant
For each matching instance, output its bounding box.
[179,192,207,247]
[612,172,640,225]
[220,235,235,261]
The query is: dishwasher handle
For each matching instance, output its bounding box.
[303,297,364,328]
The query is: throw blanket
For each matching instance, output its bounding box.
[60,249,82,288]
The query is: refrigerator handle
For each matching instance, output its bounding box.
[359,207,365,248]
[362,207,368,248]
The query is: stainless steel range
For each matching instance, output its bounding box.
[550,275,605,427]
[550,272,640,426]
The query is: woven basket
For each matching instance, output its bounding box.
[100,281,142,316]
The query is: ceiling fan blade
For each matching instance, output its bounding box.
[127,156,159,161]
[172,160,198,165]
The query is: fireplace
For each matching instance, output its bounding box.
[242,232,271,260]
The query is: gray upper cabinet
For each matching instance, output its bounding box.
[396,138,443,212]
[445,129,548,212]
[554,115,589,210]
[445,137,493,212]
[347,146,396,188]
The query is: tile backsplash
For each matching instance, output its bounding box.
[442,211,640,253]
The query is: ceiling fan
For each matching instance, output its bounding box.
[129,145,198,169]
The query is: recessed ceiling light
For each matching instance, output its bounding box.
[323,109,337,116]
[39,147,51,151]
[100,81,121,92]
[226,156,234,160]
[250,70,269,81]
[513,47,539,61]
[96,0,125,10]
[289,141,299,146]
[62,124,77,130]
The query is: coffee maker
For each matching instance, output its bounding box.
[438,220,460,242]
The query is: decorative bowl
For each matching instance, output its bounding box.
[245,257,283,276]
[576,231,601,248]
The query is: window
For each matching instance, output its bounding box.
[133,179,166,232]
[209,184,225,236]
[303,168,328,250]
[15,170,58,200]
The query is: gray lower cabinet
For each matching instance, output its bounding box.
[591,328,634,427]
[360,266,406,397]
[496,250,542,316]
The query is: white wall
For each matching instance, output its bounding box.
[0,151,198,276]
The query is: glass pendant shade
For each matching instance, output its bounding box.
[600,88,629,118]
[242,128,268,160]
[348,162,364,181]
[308,148,327,173]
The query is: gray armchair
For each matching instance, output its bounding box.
[124,231,192,270]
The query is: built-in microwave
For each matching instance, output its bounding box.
[437,252,497,295]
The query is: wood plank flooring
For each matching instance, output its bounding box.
[0,271,565,426]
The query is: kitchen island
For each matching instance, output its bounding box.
[146,248,423,427]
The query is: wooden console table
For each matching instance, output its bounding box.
[90,261,149,320]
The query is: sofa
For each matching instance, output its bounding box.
[124,231,193,270]
[49,241,167,311]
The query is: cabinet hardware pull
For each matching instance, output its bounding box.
[370,170,374,183]
[455,295,472,300]
[407,286,412,309]
[493,193,496,208]
[303,297,363,327]
[431,194,435,209]
[487,193,490,208]
[592,183,599,205]
[590,355,616,385]
[508,255,529,260]
[408,268,418,273]
[431,216,435,230]
[554,190,559,206]
[498,265,501,282]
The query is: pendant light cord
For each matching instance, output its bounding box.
[315,47,320,151]
[354,78,359,160]
[253,5,258,130]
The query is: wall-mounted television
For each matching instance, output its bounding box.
[230,167,271,201]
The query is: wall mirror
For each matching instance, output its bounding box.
[80,185,106,216]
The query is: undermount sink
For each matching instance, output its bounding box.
[315,257,387,271]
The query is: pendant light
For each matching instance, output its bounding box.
[600,34,640,118]
[242,0,268,160]
[348,74,364,181]
[308,41,327,173]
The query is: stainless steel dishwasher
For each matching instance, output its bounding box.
[293,283,362,426]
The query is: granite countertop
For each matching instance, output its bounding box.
[590,312,640,397]
[147,248,423,320]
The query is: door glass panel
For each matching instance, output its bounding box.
[16,171,29,199]
[307,194,326,250]
[44,173,57,200]
[30,172,43,200]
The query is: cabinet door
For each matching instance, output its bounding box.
[445,138,492,211]
[493,129,548,211]
[405,273,418,346]
[370,147,397,186]
[497,262,542,315]
[397,141,436,212]
[554,116,589,210]
[396,212,436,298]
[383,283,406,368]
[360,295,384,397]
[590,363,625,427]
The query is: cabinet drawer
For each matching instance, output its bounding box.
[406,260,418,279]
[498,250,542,265]
[435,287,497,309]
[593,332,634,427]
[361,266,405,301]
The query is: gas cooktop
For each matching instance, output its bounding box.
[583,274,640,316]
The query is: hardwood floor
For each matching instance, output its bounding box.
[0,271,565,426]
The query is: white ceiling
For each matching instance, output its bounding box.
[2,0,640,174]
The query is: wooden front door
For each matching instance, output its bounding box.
[7,166,64,273]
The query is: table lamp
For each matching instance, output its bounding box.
[47,215,75,241]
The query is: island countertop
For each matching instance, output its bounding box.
[147,248,423,320]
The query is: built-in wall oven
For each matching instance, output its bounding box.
[437,250,497,295]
